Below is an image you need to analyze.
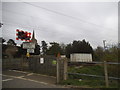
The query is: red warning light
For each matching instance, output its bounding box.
[29,33,31,35]
[16,38,19,40]
[27,33,29,36]
[16,29,19,32]
[16,29,31,42]
[29,40,32,42]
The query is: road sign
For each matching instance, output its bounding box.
[40,58,44,64]
[23,42,35,49]
[52,60,56,65]
[26,52,30,57]
[27,49,34,53]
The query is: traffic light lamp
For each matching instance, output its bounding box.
[16,29,31,42]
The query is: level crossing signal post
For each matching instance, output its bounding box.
[16,29,31,42]
[16,29,35,61]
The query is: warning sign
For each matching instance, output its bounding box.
[27,48,34,53]
[40,58,44,64]
[26,52,30,57]
[52,60,57,65]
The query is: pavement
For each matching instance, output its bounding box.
[2,70,67,88]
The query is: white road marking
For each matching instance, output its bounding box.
[2,70,57,87]
[2,74,66,88]
[26,73,33,76]
[2,78,13,82]
[9,70,28,74]
[17,76,25,78]
[2,74,48,85]
[9,70,56,78]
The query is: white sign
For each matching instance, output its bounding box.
[70,53,92,62]
[27,49,34,53]
[23,42,35,49]
[40,58,44,64]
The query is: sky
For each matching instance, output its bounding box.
[1,1,118,48]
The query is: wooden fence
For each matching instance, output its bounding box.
[66,61,120,87]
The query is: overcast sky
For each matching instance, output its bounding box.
[1,1,118,48]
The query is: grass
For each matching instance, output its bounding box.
[60,79,105,88]
[68,65,104,75]
[60,65,119,88]
[60,79,119,88]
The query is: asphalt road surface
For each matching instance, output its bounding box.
[2,70,67,88]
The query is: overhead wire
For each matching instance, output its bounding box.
[2,9,104,47]
[3,21,37,30]
[2,9,49,30]
[21,2,114,31]
[2,8,94,32]
[2,3,115,47]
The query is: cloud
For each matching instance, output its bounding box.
[2,2,118,48]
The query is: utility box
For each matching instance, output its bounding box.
[70,53,92,62]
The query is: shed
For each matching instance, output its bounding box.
[70,53,92,62]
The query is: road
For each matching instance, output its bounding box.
[2,70,67,88]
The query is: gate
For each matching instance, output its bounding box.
[28,55,57,76]
[2,56,29,71]
[2,55,68,83]
[2,55,57,76]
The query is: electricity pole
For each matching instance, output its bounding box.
[103,40,109,87]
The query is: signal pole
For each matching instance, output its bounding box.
[103,40,109,87]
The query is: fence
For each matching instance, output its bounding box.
[2,55,68,84]
[2,55,58,76]
[2,58,22,70]
[66,61,119,87]
[28,55,57,76]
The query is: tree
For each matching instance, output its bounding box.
[104,45,118,62]
[4,39,18,58]
[7,39,16,46]
[5,45,18,58]
[46,42,63,56]
[93,46,104,61]
[2,38,6,44]
[34,44,40,55]
[93,44,119,62]
[65,39,93,58]
[65,44,72,58]
[2,38,7,58]
[41,41,48,55]
[60,43,66,55]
